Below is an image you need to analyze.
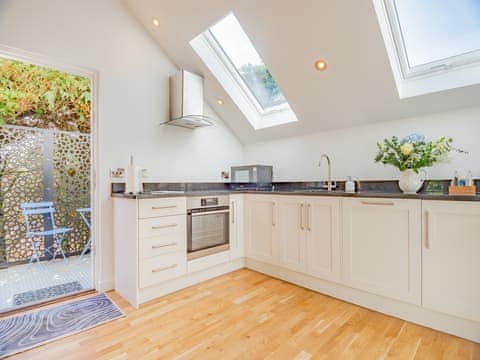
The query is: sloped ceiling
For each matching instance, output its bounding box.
[123,0,480,144]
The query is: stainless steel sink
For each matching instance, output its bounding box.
[292,188,344,193]
[293,189,328,193]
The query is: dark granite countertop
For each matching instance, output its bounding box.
[112,181,480,202]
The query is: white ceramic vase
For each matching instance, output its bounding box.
[398,169,425,194]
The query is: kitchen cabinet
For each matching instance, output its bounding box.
[276,196,306,272]
[245,195,277,264]
[229,194,245,260]
[114,197,187,307]
[276,196,341,280]
[342,198,421,305]
[422,201,480,322]
[305,197,341,282]
[246,195,341,281]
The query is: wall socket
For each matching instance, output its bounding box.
[110,168,125,178]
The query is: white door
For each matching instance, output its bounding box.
[276,196,306,272]
[422,201,480,321]
[342,198,421,305]
[305,197,341,282]
[229,194,244,260]
[245,196,277,264]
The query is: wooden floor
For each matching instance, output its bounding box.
[12,269,480,360]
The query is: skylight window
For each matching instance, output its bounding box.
[190,13,297,129]
[209,14,286,110]
[374,0,480,98]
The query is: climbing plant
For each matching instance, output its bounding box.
[0,58,91,133]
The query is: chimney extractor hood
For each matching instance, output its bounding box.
[163,70,213,129]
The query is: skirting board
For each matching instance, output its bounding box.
[246,258,480,343]
[139,258,245,305]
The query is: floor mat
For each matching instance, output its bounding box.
[0,293,124,358]
[13,281,83,306]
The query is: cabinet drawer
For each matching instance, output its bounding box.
[139,252,186,288]
[140,216,185,259]
[139,198,186,219]
[139,215,185,239]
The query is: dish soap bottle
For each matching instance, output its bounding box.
[345,176,356,193]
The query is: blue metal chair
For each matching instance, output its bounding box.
[21,202,72,263]
[76,207,92,260]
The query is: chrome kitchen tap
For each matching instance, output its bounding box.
[318,153,336,191]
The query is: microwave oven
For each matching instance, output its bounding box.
[230,165,273,183]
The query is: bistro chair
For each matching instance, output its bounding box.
[20,201,72,263]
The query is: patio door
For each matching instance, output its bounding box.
[0,50,96,312]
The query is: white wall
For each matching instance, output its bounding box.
[0,0,243,290]
[244,106,480,181]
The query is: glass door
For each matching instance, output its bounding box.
[0,55,94,312]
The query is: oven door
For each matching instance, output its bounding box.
[187,208,230,253]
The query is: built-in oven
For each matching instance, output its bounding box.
[187,195,229,259]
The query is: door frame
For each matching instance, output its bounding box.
[0,44,101,291]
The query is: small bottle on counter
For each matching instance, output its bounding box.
[466,171,473,186]
[345,176,356,193]
[451,171,459,186]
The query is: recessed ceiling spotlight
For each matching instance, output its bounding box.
[152,17,160,27]
[216,98,224,105]
[314,59,328,71]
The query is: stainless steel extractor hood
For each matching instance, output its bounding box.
[163,70,213,129]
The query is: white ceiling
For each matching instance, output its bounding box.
[123,0,480,144]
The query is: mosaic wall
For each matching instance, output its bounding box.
[53,131,91,254]
[0,125,90,264]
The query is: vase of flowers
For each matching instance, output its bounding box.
[375,134,465,194]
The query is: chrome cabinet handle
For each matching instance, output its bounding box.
[152,223,178,230]
[152,242,177,249]
[360,200,395,206]
[152,264,177,273]
[191,209,230,217]
[425,211,430,249]
[152,205,177,210]
[306,204,311,231]
[272,202,276,227]
[231,201,235,224]
[300,204,305,230]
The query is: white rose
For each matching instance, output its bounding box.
[400,143,414,156]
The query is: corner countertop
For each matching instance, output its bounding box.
[111,189,480,202]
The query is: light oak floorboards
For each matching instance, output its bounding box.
[11,269,480,359]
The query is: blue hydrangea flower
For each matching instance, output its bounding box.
[401,133,426,144]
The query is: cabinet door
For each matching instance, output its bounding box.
[342,198,421,305]
[305,197,341,282]
[422,201,480,321]
[245,196,277,264]
[276,196,306,272]
[229,194,245,260]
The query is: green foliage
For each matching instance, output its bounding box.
[374,134,466,172]
[0,58,91,133]
[238,63,284,106]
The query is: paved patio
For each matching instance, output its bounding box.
[0,255,92,312]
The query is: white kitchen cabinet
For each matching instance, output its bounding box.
[342,198,421,305]
[229,194,245,260]
[276,196,306,272]
[114,197,187,307]
[305,197,341,282]
[246,195,341,281]
[245,195,277,264]
[422,201,480,322]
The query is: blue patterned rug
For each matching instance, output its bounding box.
[0,293,124,358]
